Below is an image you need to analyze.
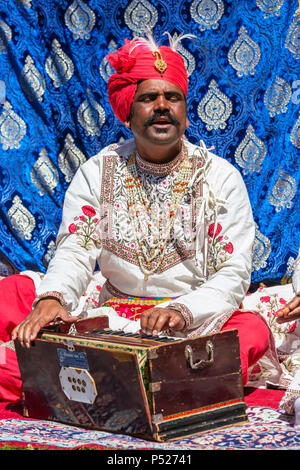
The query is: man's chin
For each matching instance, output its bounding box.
[147,126,178,142]
[153,128,169,134]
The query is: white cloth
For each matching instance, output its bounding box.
[242,264,300,415]
[292,249,300,295]
[35,138,255,333]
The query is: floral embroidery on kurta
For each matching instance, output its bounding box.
[68,205,103,250]
[207,222,234,273]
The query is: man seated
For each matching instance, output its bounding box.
[1,33,272,401]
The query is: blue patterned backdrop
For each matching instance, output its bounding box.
[0,0,299,285]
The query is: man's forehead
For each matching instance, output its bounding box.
[135,79,184,95]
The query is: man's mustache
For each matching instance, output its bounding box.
[145,111,180,127]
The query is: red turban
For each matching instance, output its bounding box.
[107,38,188,123]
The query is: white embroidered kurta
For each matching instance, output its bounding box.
[293,250,300,295]
[35,138,255,333]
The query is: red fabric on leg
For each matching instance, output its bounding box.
[0,348,23,403]
[0,275,36,342]
[221,310,270,386]
[0,275,36,402]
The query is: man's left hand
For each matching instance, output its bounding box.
[140,307,185,336]
[276,294,300,324]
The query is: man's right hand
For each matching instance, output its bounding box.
[276,294,300,324]
[11,298,77,348]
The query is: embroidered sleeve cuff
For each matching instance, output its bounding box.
[167,302,193,330]
[32,291,69,311]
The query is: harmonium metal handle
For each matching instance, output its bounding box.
[185,340,214,370]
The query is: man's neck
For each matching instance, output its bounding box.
[135,140,183,164]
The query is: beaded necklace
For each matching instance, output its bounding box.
[125,145,191,280]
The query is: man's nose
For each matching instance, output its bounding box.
[154,94,169,110]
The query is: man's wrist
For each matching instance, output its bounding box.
[167,302,193,331]
[33,291,69,311]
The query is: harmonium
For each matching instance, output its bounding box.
[15,315,248,442]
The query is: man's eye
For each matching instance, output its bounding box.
[139,95,156,102]
[168,94,181,101]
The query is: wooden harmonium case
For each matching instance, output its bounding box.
[15,315,248,442]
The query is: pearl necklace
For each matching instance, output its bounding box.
[125,145,191,280]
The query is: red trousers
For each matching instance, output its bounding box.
[0,275,36,402]
[0,274,270,402]
[221,310,269,384]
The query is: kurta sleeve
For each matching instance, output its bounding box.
[165,162,255,329]
[35,155,103,312]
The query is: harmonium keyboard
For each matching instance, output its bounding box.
[15,315,248,442]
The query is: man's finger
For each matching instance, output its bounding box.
[140,309,160,334]
[140,309,152,334]
[19,314,44,347]
[288,296,300,311]
[146,310,165,332]
[150,312,170,335]
[276,306,300,323]
[11,323,20,341]
[169,312,185,330]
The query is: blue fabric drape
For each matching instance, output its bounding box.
[0,0,299,284]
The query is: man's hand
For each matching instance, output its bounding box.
[140,307,185,336]
[276,294,300,324]
[11,298,77,348]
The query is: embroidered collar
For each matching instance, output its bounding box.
[135,147,185,177]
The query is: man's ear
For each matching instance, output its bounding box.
[186,117,190,127]
[124,119,131,129]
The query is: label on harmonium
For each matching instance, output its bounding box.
[57,348,89,369]
[15,315,248,442]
